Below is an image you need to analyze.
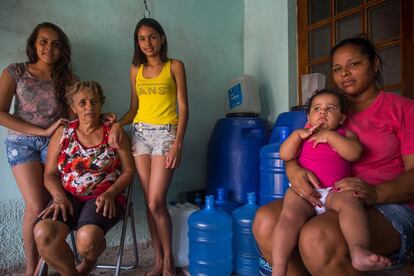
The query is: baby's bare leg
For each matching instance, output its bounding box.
[326,191,392,271]
[272,188,315,276]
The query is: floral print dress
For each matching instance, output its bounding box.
[58,120,125,204]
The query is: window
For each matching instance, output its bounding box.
[297,0,414,103]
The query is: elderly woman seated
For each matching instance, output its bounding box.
[34,80,134,276]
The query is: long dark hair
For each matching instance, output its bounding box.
[330,34,383,88]
[132,18,168,66]
[26,22,74,110]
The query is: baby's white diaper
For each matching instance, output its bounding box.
[314,187,333,215]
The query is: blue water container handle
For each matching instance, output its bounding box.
[205,195,215,210]
[217,188,226,202]
[242,128,265,142]
[247,192,256,206]
[275,126,290,144]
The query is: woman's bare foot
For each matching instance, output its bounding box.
[162,257,176,276]
[145,260,163,276]
[350,245,392,271]
[76,258,97,276]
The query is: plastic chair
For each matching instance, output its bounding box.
[38,182,139,276]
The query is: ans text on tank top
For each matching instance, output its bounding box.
[134,59,178,124]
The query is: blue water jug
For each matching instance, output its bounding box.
[232,192,259,275]
[260,127,290,205]
[268,111,307,144]
[188,195,233,275]
[260,110,306,205]
[215,188,239,214]
[207,117,270,204]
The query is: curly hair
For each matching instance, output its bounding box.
[26,22,75,112]
[305,89,347,114]
[65,80,105,105]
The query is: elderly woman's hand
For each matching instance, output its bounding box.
[38,195,74,221]
[334,177,377,205]
[286,160,322,207]
[95,192,117,218]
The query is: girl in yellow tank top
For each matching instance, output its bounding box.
[134,59,178,124]
[113,18,188,275]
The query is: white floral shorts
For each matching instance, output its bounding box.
[131,122,177,156]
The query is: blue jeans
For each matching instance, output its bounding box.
[374,203,414,268]
[255,203,414,274]
[4,134,49,166]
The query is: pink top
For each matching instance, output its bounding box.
[344,91,414,210]
[299,128,351,188]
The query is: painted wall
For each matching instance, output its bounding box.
[244,0,297,123]
[0,0,244,270]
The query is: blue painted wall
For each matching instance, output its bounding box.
[244,0,298,122]
[0,0,298,270]
[0,0,244,270]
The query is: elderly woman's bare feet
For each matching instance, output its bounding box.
[76,259,97,276]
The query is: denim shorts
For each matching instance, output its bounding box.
[4,134,50,167]
[131,122,177,156]
[374,203,414,268]
[256,242,272,275]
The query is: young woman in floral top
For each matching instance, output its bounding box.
[0,22,75,275]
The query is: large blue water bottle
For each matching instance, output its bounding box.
[215,188,239,214]
[259,127,290,205]
[232,192,259,275]
[259,110,307,205]
[188,195,233,275]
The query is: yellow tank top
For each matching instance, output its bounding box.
[133,60,178,124]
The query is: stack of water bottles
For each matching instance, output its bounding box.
[188,189,259,275]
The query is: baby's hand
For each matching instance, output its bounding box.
[296,122,322,140]
[308,129,333,148]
